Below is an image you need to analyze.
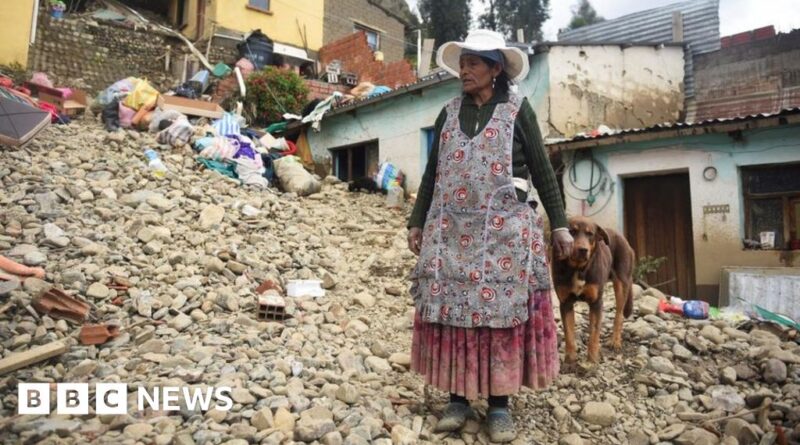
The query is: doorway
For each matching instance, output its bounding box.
[624,173,696,299]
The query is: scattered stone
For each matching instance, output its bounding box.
[720,366,737,384]
[675,428,720,445]
[252,408,274,431]
[638,295,661,315]
[168,313,193,332]
[648,356,675,374]
[762,358,787,384]
[390,425,418,445]
[273,407,295,433]
[580,402,616,427]
[559,433,586,445]
[86,282,110,299]
[200,205,225,229]
[123,423,153,440]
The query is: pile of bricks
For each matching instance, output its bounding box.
[319,32,416,89]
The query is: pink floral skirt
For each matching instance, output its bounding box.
[410,289,559,399]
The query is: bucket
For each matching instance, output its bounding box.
[238,30,274,69]
[51,9,64,18]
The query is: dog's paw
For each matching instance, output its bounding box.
[606,339,623,353]
[561,359,578,374]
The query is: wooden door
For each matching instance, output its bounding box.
[624,173,696,298]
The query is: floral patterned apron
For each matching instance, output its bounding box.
[410,94,551,329]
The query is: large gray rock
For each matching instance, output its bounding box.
[580,402,616,427]
[199,204,225,229]
[675,428,720,445]
[762,358,787,384]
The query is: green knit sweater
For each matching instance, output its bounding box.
[408,91,568,230]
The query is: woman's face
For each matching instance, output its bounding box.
[459,54,502,96]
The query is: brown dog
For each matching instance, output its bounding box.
[553,216,635,368]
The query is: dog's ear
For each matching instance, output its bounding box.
[595,225,610,245]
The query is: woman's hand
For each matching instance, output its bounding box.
[552,229,574,260]
[407,227,422,255]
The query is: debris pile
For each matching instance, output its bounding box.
[0,120,797,444]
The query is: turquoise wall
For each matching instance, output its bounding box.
[307,52,552,192]
[561,123,800,294]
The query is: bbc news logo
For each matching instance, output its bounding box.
[18,383,233,415]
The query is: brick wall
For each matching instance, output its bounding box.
[305,79,350,101]
[323,0,406,63]
[27,14,184,93]
[693,29,800,121]
[319,32,416,89]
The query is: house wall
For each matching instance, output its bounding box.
[545,45,685,139]
[0,0,36,67]
[28,14,180,93]
[322,0,405,63]
[561,125,800,301]
[693,29,800,121]
[177,0,323,50]
[307,78,460,192]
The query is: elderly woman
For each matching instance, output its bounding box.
[407,29,574,442]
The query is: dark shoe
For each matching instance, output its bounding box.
[487,407,517,443]
[434,402,475,432]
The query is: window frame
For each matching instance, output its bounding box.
[741,162,800,250]
[247,0,271,14]
[354,23,381,51]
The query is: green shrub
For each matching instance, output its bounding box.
[245,67,309,126]
[633,255,667,284]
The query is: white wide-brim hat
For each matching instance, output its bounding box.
[436,29,530,82]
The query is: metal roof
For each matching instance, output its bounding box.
[546,107,800,151]
[557,0,721,97]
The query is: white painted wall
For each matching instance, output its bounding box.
[546,45,685,139]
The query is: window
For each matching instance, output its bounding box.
[331,142,378,181]
[355,24,380,51]
[742,163,800,249]
[247,0,270,12]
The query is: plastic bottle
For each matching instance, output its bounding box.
[658,299,710,320]
[144,149,168,178]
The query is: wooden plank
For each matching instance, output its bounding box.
[0,341,68,375]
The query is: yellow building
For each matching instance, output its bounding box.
[0,0,38,67]
[168,0,323,52]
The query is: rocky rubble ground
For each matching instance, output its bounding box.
[0,120,798,445]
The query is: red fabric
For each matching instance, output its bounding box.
[283,140,297,156]
[411,289,560,399]
[37,101,60,123]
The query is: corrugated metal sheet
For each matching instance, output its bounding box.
[557,0,721,97]
[548,107,800,145]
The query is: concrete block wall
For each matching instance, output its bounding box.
[323,0,406,63]
[319,32,415,89]
[28,14,183,93]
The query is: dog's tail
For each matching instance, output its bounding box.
[623,281,634,318]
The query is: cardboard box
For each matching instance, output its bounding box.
[25,82,88,116]
[157,95,224,119]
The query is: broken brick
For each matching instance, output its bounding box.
[256,292,287,321]
[32,287,91,323]
[79,324,120,345]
